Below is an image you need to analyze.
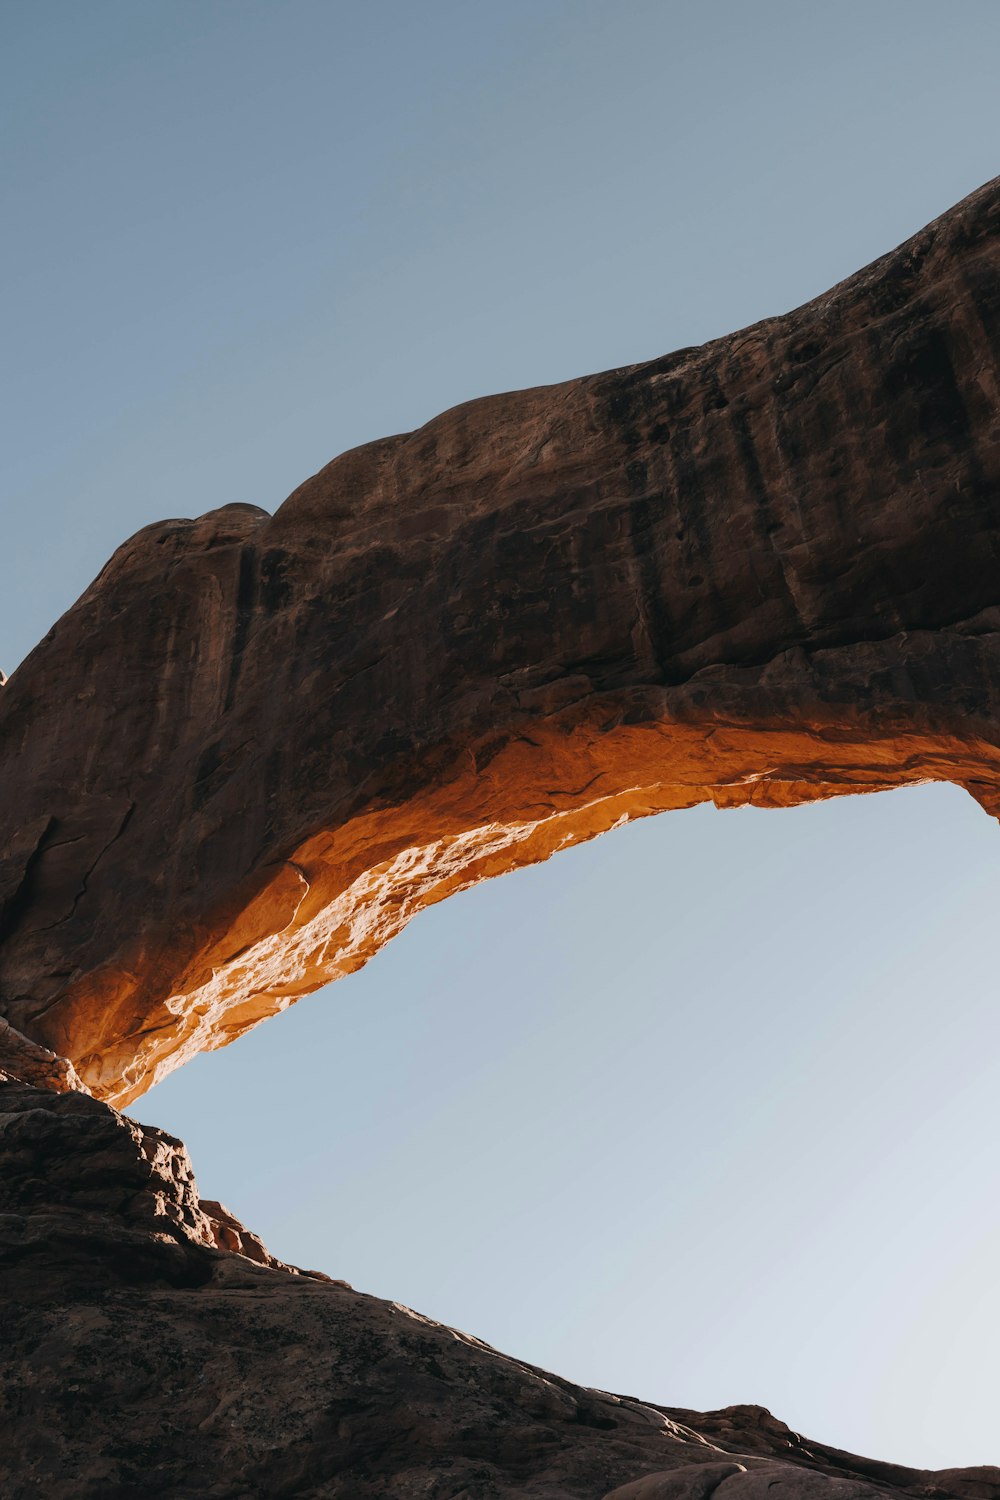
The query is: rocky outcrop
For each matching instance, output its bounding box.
[1,1076,996,1500]
[0,1074,314,1280]
[2,178,1000,1108]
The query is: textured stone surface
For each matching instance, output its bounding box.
[1,1078,997,1500]
[0,1076,315,1280]
[2,177,1000,1105]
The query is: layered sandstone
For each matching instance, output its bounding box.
[1,178,999,1104]
[2,1076,997,1500]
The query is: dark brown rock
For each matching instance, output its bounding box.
[1,177,1000,1109]
[0,1076,311,1284]
[1,1077,995,1500]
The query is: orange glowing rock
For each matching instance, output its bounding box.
[1,177,999,1105]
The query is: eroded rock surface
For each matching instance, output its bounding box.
[1,178,1000,1107]
[1,1078,996,1500]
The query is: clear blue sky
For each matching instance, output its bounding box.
[5,0,1000,1471]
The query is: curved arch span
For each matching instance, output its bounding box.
[1,177,999,1104]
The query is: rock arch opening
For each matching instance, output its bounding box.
[144,781,1000,1471]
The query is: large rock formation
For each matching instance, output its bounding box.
[2,1076,997,1499]
[2,179,1000,1494]
[1,177,1000,1105]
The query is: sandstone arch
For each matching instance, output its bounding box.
[2,177,999,1106]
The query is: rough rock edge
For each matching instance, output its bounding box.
[1,1076,996,1499]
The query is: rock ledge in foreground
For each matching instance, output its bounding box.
[1,1079,996,1500]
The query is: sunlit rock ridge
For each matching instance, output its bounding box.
[1,176,999,1111]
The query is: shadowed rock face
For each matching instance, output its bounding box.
[1,178,999,1104]
[2,1077,997,1500]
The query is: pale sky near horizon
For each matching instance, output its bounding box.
[4,0,1000,1472]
